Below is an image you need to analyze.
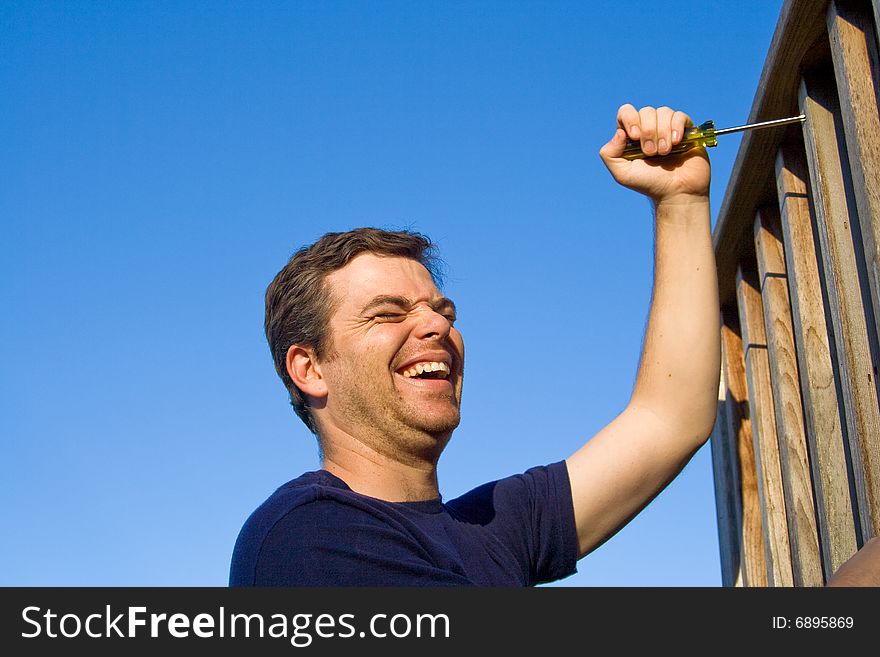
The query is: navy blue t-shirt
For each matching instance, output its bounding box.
[229,460,578,586]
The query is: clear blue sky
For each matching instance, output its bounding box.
[2,0,785,586]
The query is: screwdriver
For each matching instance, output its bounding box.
[621,114,806,160]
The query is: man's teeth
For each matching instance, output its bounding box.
[401,361,450,378]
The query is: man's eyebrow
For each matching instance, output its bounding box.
[433,297,457,314]
[359,295,413,314]
[359,295,457,315]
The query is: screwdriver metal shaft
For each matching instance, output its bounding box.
[713,114,806,136]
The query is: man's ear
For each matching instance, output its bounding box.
[286,345,328,401]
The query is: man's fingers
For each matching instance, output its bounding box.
[599,127,628,162]
[617,103,641,141]
[638,106,658,156]
[671,110,691,145]
[656,106,674,155]
[605,104,694,161]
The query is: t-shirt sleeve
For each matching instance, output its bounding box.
[445,460,578,585]
[252,500,475,586]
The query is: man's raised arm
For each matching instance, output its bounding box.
[566,104,720,558]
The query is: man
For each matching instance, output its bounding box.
[230,105,879,586]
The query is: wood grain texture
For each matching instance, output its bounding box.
[721,312,769,586]
[828,0,880,540]
[754,207,824,585]
[736,264,795,586]
[800,71,880,540]
[775,145,857,574]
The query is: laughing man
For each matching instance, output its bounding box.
[229,104,880,586]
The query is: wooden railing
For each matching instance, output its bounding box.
[710,0,880,586]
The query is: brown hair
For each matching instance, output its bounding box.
[265,227,443,433]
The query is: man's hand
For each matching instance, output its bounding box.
[599,104,711,206]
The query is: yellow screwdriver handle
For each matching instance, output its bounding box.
[621,120,718,160]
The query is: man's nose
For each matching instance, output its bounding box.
[412,307,452,340]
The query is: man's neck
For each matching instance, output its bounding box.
[319,428,444,502]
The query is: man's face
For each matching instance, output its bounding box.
[316,254,464,460]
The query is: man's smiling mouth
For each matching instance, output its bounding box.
[399,361,451,380]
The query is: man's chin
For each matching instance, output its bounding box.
[411,410,461,436]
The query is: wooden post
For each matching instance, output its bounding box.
[800,70,880,541]
[775,145,858,575]
[828,0,880,541]
[735,263,794,586]
[721,308,769,586]
[753,206,824,585]
[710,373,744,587]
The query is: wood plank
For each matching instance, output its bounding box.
[714,0,830,307]
[709,374,744,587]
[828,0,880,541]
[721,311,769,586]
[775,145,858,575]
[754,207,824,585]
[800,71,880,540]
[736,264,795,586]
